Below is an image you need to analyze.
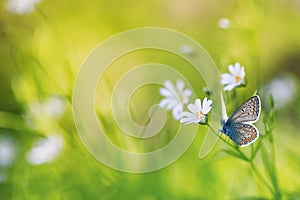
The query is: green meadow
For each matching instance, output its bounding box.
[0,0,300,199]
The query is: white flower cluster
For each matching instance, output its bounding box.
[159,80,212,124]
[159,62,247,125]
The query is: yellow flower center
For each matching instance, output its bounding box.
[196,111,204,120]
[178,94,184,103]
[234,75,242,84]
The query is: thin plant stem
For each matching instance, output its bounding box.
[206,124,249,161]
[250,161,276,196]
[207,123,276,197]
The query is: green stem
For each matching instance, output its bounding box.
[250,161,276,196]
[207,123,276,196]
[206,124,249,161]
[270,137,281,197]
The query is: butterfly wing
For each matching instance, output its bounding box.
[225,122,259,147]
[228,95,261,124]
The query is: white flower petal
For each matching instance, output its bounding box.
[235,67,243,77]
[166,99,178,110]
[180,118,194,124]
[159,98,170,108]
[164,80,175,93]
[224,83,236,91]
[241,67,245,78]
[181,111,196,118]
[203,104,212,114]
[187,103,197,113]
[202,97,208,107]
[176,80,184,91]
[193,120,201,124]
[181,97,189,105]
[205,100,213,110]
[159,88,174,97]
[172,106,182,120]
[202,98,212,114]
[180,113,198,124]
[195,99,202,112]
[234,63,241,72]
[228,65,235,75]
[159,80,192,119]
[221,74,234,85]
[183,89,192,97]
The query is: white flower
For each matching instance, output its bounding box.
[26,95,66,128]
[44,96,66,118]
[159,80,192,120]
[180,97,212,124]
[27,134,63,165]
[218,18,231,29]
[180,45,194,54]
[221,63,246,91]
[0,137,16,168]
[7,0,41,14]
[263,75,296,110]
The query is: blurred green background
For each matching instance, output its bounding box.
[1,0,300,199]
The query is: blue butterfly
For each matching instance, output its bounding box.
[220,94,261,147]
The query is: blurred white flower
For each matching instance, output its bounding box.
[7,0,41,14]
[218,18,231,29]
[159,80,192,120]
[263,75,296,109]
[0,137,16,168]
[221,63,246,91]
[25,96,66,130]
[27,134,63,165]
[180,97,212,124]
[44,96,66,118]
[180,45,194,55]
[27,95,66,123]
[202,86,212,95]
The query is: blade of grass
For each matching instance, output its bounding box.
[260,144,281,197]
[250,161,276,197]
[221,149,247,160]
[0,111,27,131]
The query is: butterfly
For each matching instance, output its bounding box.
[220,93,261,147]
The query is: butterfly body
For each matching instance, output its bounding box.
[221,95,261,147]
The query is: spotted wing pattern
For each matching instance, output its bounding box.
[229,95,260,123]
[225,122,259,147]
